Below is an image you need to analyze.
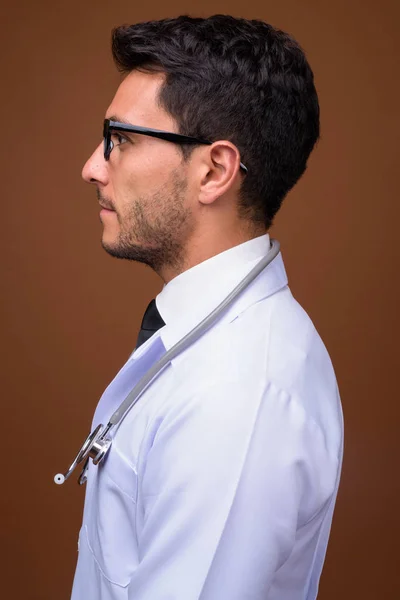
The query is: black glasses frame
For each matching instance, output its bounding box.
[103,119,248,174]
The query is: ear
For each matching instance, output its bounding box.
[198,141,244,206]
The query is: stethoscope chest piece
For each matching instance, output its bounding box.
[54,423,112,485]
[91,435,112,464]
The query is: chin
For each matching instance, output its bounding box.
[101,235,119,254]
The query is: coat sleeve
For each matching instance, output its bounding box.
[127,379,338,599]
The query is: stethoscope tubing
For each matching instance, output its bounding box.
[55,239,280,485]
[109,239,280,428]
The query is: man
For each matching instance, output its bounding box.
[72,14,343,600]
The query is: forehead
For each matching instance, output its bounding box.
[106,70,176,130]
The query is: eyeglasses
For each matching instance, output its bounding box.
[103,118,248,174]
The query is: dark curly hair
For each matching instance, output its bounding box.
[111,14,320,230]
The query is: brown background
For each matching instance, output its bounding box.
[1,0,399,598]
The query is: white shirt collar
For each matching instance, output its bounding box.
[153,233,287,350]
[131,233,288,361]
[157,234,270,325]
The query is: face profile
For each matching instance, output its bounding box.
[82,70,196,277]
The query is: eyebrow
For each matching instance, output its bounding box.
[106,115,133,125]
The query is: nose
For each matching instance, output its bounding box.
[82,142,109,185]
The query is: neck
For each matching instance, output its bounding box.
[159,222,267,284]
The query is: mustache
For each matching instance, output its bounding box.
[96,189,115,211]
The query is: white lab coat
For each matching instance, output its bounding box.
[71,234,344,600]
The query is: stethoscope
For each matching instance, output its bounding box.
[54,239,280,486]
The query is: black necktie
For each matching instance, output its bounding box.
[136,298,166,349]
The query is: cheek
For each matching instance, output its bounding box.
[111,146,183,209]
[128,145,182,190]
[109,169,135,214]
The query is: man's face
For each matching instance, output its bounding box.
[82,70,196,276]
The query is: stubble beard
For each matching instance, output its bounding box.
[102,170,194,275]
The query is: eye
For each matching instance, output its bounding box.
[111,132,129,147]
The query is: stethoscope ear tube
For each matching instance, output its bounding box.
[54,239,280,486]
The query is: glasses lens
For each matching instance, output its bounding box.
[103,120,110,160]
